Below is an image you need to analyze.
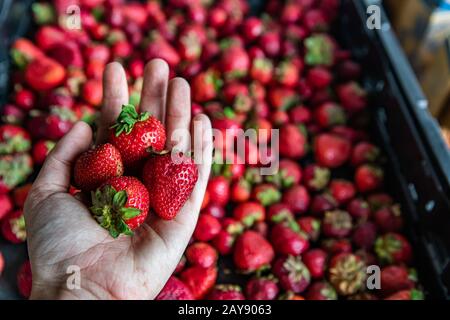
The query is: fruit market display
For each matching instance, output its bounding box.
[0,0,424,300]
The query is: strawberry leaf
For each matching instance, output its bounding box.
[120,207,141,220]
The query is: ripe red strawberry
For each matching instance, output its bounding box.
[329,179,356,205]
[186,242,218,268]
[303,249,328,279]
[242,17,263,40]
[17,260,32,299]
[268,87,299,110]
[206,176,230,206]
[314,102,346,128]
[307,67,332,89]
[74,144,123,192]
[0,125,31,155]
[275,59,300,87]
[82,79,103,107]
[310,192,337,215]
[374,205,403,233]
[234,230,274,272]
[233,202,265,227]
[266,159,302,189]
[25,56,66,91]
[322,238,353,255]
[0,154,33,194]
[0,194,13,220]
[193,70,223,103]
[298,216,321,241]
[180,266,217,299]
[221,46,250,80]
[251,183,281,207]
[385,289,424,300]
[351,142,380,166]
[303,164,330,192]
[289,105,312,124]
[109,104,166,167]
[352,221,377,249]
[337,82,367,113]
[375,233,412,264]
[32,140,55,165]
[1,104,26,125]
[328,253,366,296]
[144,32,180,67]
[273,255,311,293]
[282,185,310,214]
[1,210,26,244]
[259,31,281,57]
[202,203,225,219]
[306,281,338,300]
[355,164,384,193]
[380,265,416,296]
[212,230,236,255]
[193,214,222,242]
[314,133,351,168]
[267,203,294,224]
[27,107,76,140]
[14,88,35,111]
[90,176,149,238]
[347,198,371,220]
[47,40,83,68]
[245,276,279,300]
[303,9,329,32]
[156,276,194,300]
[322,210,353,238]
[250,57,273,84]
[11,38,44,68]
[12,183,32,208]
[230,178,251,202]
[279,124,308,159]
[208,285,245,300]
[270,221,309,256]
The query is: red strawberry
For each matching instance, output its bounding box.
[303,164,330,192]
[322,210,353,238]
[47,41,83,68]
[307,67,332,89]
[208,285,245,300]
[367,193,393,211]
[230,178,251,202]
[212,230,235,255]
[270,221,309,256]
[375,233,412,264]
[192,70,222,102]
[156,276,194,300]
[347,198,371,220]
[297,216,321,241]
[380,265,416,296]
[25,57,66,91]
[314,133,351,168]
[268,87,299,110]
[282,185,310,214]
[355,164,384,193]
[329,179,356,205]
[206,176,230,206]
[221,46,250,80]
[306,281,338,300]
[279,124,308,159]
[251,183,281,207]
[322,238,353,255]
[32,140,55,165]
[303,9,329,32]
[1,104,26,125]
[27,107,76,140]
[245,276,279,300]
[266,159,302,189]
[186,242,218,268]
[233,230,274,272]
[193,214,222,242]
[83,43,110,63]
[267,203,294,224]
[11,38,44,68]
[373,205,403,233]
[352,221,377,249]
[17,260,32,299]
[328,253,366,296]
[272,255,311,293]
[40,87,74,109]
[202,203,226,219]
[180,266,217,299]
[275,59,300,87]
[1,210,26,244]
[289,105,312,124]
[385,289,424,300]
[314,102,346,128]
[82,79,103,107]
[0,194,13,220]
[310,192,337,215]
[233,202,265,227]
[14,88,35,111]
[90,176,149,238]
[336,81,367,113]
[109,104,166,167]
[259,31,281,57]
[351,142,380,166]
[0,154,33,194]
[12,183,32,208]
[74,143,123,192]
[250,57,273,84]
[242,17,263,41]
[303,249,328,279]
[0,125,31,155]
[144,32,180,67]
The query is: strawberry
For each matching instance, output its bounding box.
[385,289,424,300]
[212,230,236,255]
[82,79,103,107]
[27,107,76,140]
[206,176,230,206]
[380,265,416,296]
[273,255,311,294]
[304,34,335,67]
[202,203,226,219]
[306,281,338,300]
[289,105,312,124]
[193,214,222,242]
[74,143,123,192]
[328,253,366,296]
[329,179,356,205]
[233,201,265,227]
[10,38,44,68]
[352,221,377,249]
[367,193,393,211]
[25,56,66,91]
[207,285,245,300]
[375,233,412,265]
[336,82,367,113]
[259,31,281,57]
[307,67,332,89]
[0,125,31,155]
[1,104,26,125]
[12,183,32,208]
[143,153,198,220]
[0,194,13,220]
[90,176,149,238]
[230,178,251,202]
[242,17,263,41]
[282,185,310,214]
[322,210,353,238]
[268,87,299,110]
[314,133,351,168]
[191,70,222,102]
[303,9,329,32]
[245,276,279,300]
[144,32,180,67]
[322,238,353,255]
[347,198,371,220]
[373,205,403,233]
[355,164,384,193]
[303,164,330,192]
[1,210,26,244]
[109,104,166,167]
[233,230,274,272]
[303,249,328,279]
[32,140,56,165]
[266,159,302,189]
[310,193,337,215]
[35,26,66,51]
[351,142,380,166]
[270,220,309,256]
[251,183,281,207]
[47,41,83,68]
[279,124,308,159]
[14,88,35,111]
[250,57,273,84]
[298,216,321,241]
[40,87,74,109]
[314,102,346,128]
[186,242,218,268]
[0,154,33,194]
[17,260,32,299]
[156,276,194,300]
[267,203,294,224]
[275,59,300,87]
[180,266,217,299]
[83,43,110,64]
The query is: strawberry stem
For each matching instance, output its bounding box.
[110,104,150,136]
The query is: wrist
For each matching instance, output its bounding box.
[31,278,115,300]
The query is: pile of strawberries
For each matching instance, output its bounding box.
[0,0,424,300]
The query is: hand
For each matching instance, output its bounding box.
[24,59,213,300]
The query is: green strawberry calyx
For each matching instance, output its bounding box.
[110,104,150,137]
[90,185,141,238]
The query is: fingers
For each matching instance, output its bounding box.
[96,62,128,144]
[32,122,93,198]
[165,78,191,152]
[139,59,169,122]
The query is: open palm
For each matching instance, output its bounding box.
[24,60,212,300]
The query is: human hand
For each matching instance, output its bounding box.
[24,59,213,300]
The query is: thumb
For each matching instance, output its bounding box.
[32,121,93,198]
